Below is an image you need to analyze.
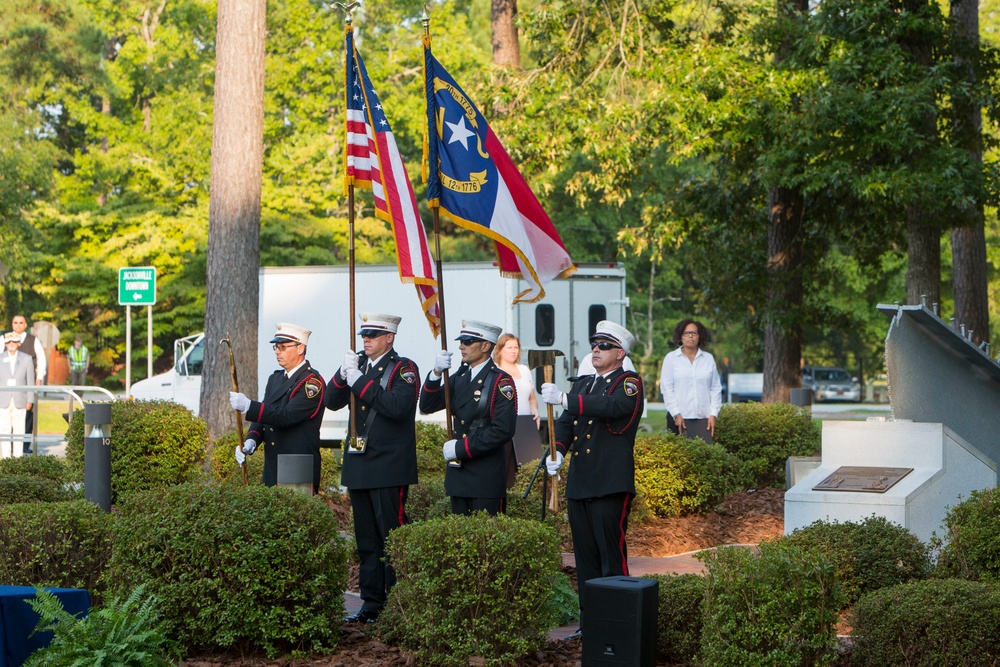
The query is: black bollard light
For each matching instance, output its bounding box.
[277,454,314,496]
[84,403,112,512]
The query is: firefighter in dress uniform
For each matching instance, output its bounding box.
[231,323,325,493]
[419,319,517,516]
[542,320,644,638]
[326,312,419,624]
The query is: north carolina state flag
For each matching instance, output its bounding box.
[423,38,574,303]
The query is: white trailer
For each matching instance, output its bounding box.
[131,261,629,442]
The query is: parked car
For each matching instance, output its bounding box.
[801,366,861,402]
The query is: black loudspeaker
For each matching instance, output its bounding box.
[582,576,658,667]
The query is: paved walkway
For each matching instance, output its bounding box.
[343,550,711,641]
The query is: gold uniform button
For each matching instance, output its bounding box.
[573,420,578,426]
[361,406,367,411]
[587,420,593,425]
[460,419,465,425]
[586,434,591,439]
[586,448,591,454]
[573,436,578,441]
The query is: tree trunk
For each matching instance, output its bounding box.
[762,0,807,405]
[763,186,804,405]
[200,0,265,440]
[491,0,520,68]
[950,0,989,344]
[906,208,941,307]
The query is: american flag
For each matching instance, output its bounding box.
[345,27,440,336]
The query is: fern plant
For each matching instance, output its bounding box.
[24,584,180,667]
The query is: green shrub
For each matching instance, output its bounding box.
[541,570,580,626]
[784,516,931,606]
[24,584,181,667]
[379,513,563,666]
[108,483,349,657]
[0,474,71,503]
[849,579,1000,666]
[934,487,1000,582]
[644,573,704,666]
[715,402,820,488]
[415,420,449,478]
[634,433,736,517]
[65,400,208,503]
[700,541,843,667]
[0,455,76,484]
[0,500,113,597]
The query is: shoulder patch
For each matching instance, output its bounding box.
[304,378,322,399]
[399,365,416,384]
[624,377,641,397]
[498,375,515,401]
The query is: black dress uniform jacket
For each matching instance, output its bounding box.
[246,362,326,489]
[554,368,644,499]
[419,359,517,499]
[326,349,419,490]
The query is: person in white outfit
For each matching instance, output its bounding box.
[0,332,35,458]
[659,319,722,443]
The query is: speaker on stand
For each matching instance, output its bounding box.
[582,576,658,667]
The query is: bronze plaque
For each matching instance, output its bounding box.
[812,466,913,493]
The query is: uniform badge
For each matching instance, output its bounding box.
[624,378,640,397]
[304,378,322,399]
[399,367,416,384]
[499,378,515,401]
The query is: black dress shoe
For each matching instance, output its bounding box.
[343,609,380,624]
[564,628,583,640]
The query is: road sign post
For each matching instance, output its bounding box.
[119,267,157,396]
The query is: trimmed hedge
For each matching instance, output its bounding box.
[644,573,704,665]
[700,541,842,666]
[715,402,820,488]
[108,483,350,657]
[0,474,71,504]
[379,513,563,666]
[0,454,76,484]
[0,500,113,597]
[206,430,341,493]
[934,486,1000,582]
[634,433,735,516]
[850,579,1000,666]
[784,516,931,606]
[65,400,208,503]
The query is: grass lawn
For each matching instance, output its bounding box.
[37,398,79,434]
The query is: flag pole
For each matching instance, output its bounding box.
[338,2,361,449]
[423,13,455,443]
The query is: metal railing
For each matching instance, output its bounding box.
[0,385,116,455]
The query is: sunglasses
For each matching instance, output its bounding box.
[272,342,301,351]
[360,331,388,340]
[591,341,620,351]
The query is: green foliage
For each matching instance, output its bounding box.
[24,584,180,667]
[699,541,843,667]
[934,487,1000,582]
[415,420,449,479]
[503,460,573,544]
[633,433,736,517]
[64,400,207,503]
[645,573,704,666]
[784,516,931,607]
[849,579,1000,667]
[0,454,76,484]
[206,430,340,493]
[379,513,563,666]
[540,570,580,627]
[0,475,72,504]
[715,402,820,488]
[108,483,349,657]
[0,500,113,597]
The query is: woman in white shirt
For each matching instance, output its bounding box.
[660,319,723,443]
[493,334,540,487]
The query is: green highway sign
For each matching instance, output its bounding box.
[118,266,157,306]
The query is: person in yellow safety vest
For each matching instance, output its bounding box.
[68,336,89,386]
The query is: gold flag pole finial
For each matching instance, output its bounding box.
[334,1,361,23]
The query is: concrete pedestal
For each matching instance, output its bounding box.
[784,420,996,545]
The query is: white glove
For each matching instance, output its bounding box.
[433,350,453,375]
[442,439,457,460]
[345,368,363,386]
[242,438,257,455]
[541,383,565,406]
[235,445,246,466]
[341,351,359,379]
[229,392,251,413]
[546,451,564,476]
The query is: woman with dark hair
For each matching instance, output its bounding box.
[659,319,723,443]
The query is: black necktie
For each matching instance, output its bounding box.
[589,375,600,394]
